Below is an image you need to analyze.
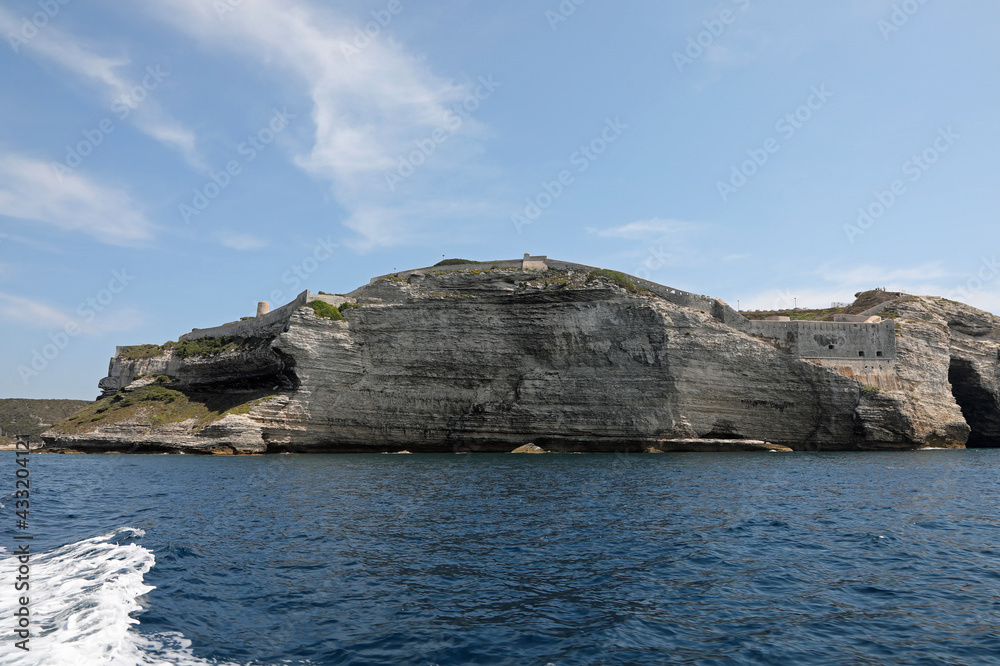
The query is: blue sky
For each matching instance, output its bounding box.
[1,0,998,400]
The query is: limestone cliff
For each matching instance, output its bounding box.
[41,261,1000,453]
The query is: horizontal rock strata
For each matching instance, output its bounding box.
[42,263,1000,453]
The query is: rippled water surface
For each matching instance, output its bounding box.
[4,450,1000,664]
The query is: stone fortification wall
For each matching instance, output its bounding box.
[179,290,310,342]
[746,319,896,360]
[302,291,356,308]
[522,254,549,270]
[833,314,882,323]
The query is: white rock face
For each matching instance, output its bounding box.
[43,268,1000,453]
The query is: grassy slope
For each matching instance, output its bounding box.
[49,384,277,436]
[61,333,284,438]
[742,290,904,321]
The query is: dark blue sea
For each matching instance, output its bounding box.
[3,450,1000,665]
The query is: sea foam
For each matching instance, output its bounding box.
[0,528,238,666]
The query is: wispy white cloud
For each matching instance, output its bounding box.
[588,218,703,241]
[965,292,1000,316]
[0,291,143,335]
[0,153,155,246]
[742,283,1000,316]
[85,308,145,336]
[0,233,68,254]
[0,7,200,168]
[740,287,858,313]
[129,110,200,170]
[0,292,70,330]
[679,1,906,93]
[584,218,708,281]
[152,0,484,249]
[340,196,507,251]
[740,262,958,311]
[219,232,267,251]
[818,262,950,286]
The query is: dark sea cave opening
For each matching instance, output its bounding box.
[948,357,1000,448]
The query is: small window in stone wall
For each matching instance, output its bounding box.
[828,345,835,350]
[876,351,883,357]
[859,351,865,357]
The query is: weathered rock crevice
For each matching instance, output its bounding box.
[949,357,1000,447]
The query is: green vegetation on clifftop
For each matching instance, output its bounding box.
[587,269,644,294]
[50,383,277,435]
[742,290,906,321]
[169,336,244,358]
[119,344,164,360]
[743,308,845,321]
[120,336,247,360]
[434,258,478,266]
[305,300,345,321]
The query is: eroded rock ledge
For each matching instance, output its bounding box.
[42,259,1000,453]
